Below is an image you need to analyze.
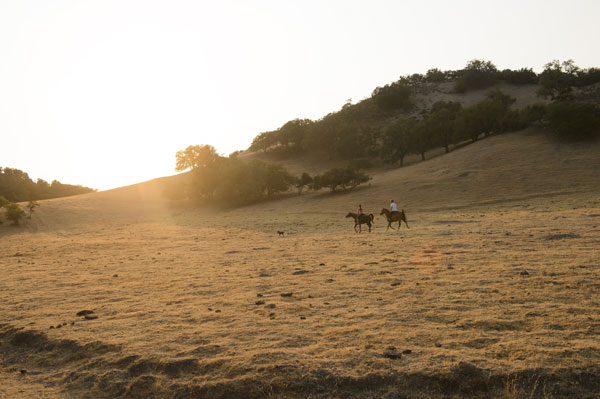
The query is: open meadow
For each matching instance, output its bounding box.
[1,129,600,398]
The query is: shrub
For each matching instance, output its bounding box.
[537,60,578,101]
[575,68,600,87]
[5,203,25,225]
[26,200,39,219]
[296,172,313,195]
[371,83,413,111]
[499,68,538,84]
[313,167,371,192]
[454,59,498,93]
[381,117,417,166]
[546,102,600,141]
[425,68,447,83]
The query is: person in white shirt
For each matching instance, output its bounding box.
[390,199,399,215]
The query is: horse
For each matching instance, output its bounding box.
[380,208,409,231]
[345,212,374,233]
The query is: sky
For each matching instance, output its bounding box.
[1,0,599,191]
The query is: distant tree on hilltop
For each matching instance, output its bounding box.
[175,144,220,172]
[538,60,579,101]
[0,167,95,203]
[371,83,413,111]
[454,59,498,93]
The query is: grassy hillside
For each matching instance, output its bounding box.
[1,128,599,398]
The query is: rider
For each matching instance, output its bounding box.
[357,204,364,218]
[390,199,399,217]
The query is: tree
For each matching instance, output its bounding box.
[249,131,278,152]
[371,83,413,111]
[381,117,417,166]
[26,201,39,219]
[296,172,313,195]
[175,145,219,172]
[575,67,600,87]
[409,121,434,161]
[455,89,516,142]
[278,119,313,149]
[334,124,375,159]
[0,195,8,225]
[546,102,600,141]
[537,60,579,101]
[426,101,462,153]
[425,68,447,83]
[499,68,538,84]
[312,167,371,192]
[5,203,25,225]
[455,59,498,93]
[263,162,296,197]
[0,167,94,202]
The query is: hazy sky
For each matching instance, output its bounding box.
[1,0,599,190]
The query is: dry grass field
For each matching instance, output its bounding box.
[1,129,600,398]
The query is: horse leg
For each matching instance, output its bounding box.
[368,222,371,232]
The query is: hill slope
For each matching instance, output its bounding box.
[1,129,600,399]
[9,127,599,233]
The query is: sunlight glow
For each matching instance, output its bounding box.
[1,0,599,190]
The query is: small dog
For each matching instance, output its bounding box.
[277,231,285,237]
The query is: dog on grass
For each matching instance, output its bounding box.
[277,231,285,237]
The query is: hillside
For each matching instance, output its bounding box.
[242,82,548,175]
[1,128,600,398]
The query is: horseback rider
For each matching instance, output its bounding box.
[390,199,399,217]
[357,204,364,219]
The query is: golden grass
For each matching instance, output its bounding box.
[1,130,599,398]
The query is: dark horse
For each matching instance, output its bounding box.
[345,212,374,233]
[380,208,409,231]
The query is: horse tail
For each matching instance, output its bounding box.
[370,214,375,223]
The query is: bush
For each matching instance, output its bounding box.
[425,68,447,83]
[296,172,313,195]
[26,200,39,219]
[371,83,413,111]
[546,102,600,141]
[313,167,371,192]
[454,59,498,93]
[575,68,600,87]
[0,167,95,203]
[537,60,578,101]
[499,68,538,84]
[5,203,25,225]
[519,104,547,126]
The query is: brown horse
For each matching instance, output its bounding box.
[380,208,409,231]
[345,212,374,233]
